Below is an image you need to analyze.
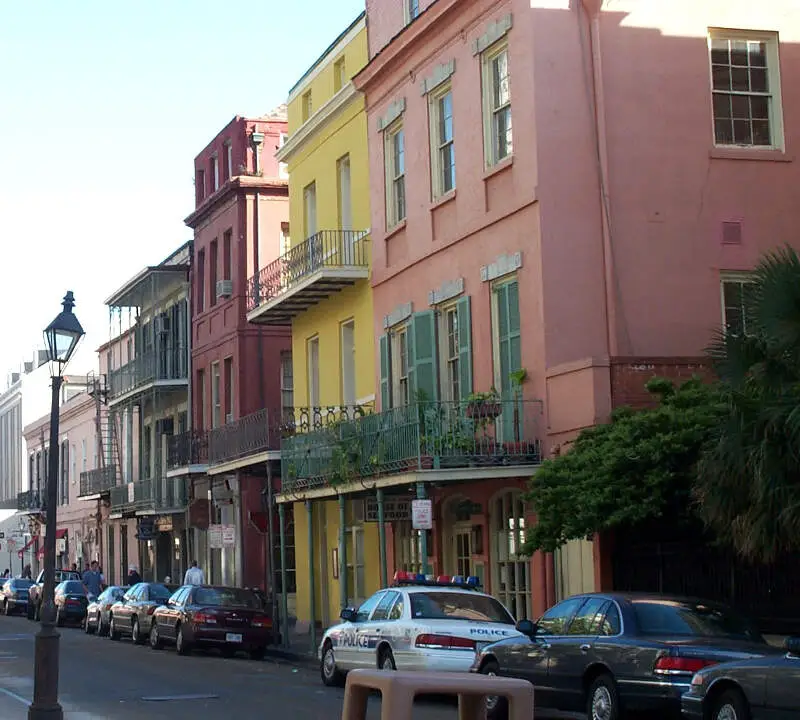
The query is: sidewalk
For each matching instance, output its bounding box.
[265,630,319,669]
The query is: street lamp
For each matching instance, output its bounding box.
[29,291,84,720]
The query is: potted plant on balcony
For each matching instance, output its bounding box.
[465,388,502,420]
[503,368,534,462]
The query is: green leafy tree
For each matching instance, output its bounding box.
[696,246,800,561]
[524,378,725,554]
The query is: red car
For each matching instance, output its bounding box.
[149,585,272,660]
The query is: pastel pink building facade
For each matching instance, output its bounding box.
[355,0,800,615]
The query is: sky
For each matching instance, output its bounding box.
[0,0,364,380]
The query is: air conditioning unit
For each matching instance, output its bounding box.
[216,280,233,299]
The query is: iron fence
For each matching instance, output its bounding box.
[108,345,188,397]
[167,430,208,469]
[246,230,369,311]
[78,466,116,497]
[17,489,44,512]
[109,477,188,514]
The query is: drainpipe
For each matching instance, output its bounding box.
[338,495,347,610]
[266,459,278,646]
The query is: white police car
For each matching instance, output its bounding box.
[319,571,521,686]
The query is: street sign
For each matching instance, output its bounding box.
[6,540,16,552]
[411,499,433,530]
[222,525,236,547]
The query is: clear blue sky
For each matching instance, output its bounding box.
[0,0,364,378]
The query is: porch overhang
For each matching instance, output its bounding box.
[166,464,209,479]
[207,450,281,476]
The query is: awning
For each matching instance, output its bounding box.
[36,529,68,558]
[18,536,36,558]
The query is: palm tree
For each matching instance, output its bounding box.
[696,246,800,561]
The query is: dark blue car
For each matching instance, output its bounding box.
[54,580,90,627]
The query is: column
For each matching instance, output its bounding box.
[306,500,316,652]
[416,482,429,575]
[278,503,290,649]
[376,489,387,587]
[338,495,347,610]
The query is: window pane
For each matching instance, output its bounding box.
[749,41,767,67]
[752,120,771,146]
[730,40,749,67]
[731,67,749,91]
[713,93,732,120]
[568,598,608,635]
[751,95,769,120]
[749,67,768,93]
[712,65,731,91]
[715,119,734,145]
[710,39,729,65]
[733,118,752,145]
[731,94,750,119]
[439,92,453,143]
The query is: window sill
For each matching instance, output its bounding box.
[385,219,407,241]
[430,190,456,211]
[483,155,514,181]
[710,146,792,163]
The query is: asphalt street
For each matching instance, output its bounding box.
[0,614,460,720]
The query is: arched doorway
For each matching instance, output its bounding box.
[490,489,531,620]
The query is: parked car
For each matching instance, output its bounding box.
[27,569,81,620]
[84,586,127,636]
[682,635,800,720]
[149,585,271,659]
[471,592,782,719]
[54,580,90,627]
[108,583,176,644]
[319,572,520,687]
[1,578,34,615]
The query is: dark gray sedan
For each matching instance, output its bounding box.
[681,635,800,719]
[471,593,783,719]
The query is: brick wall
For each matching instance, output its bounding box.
[610,356,713,410]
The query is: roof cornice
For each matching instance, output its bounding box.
[184,175,288,228]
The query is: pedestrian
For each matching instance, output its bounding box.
[22,564,31,579]
[164,575,171,584]
[1,569,8,579]
[183,560,205,585]
[82,561,103,598]
[70,563,78,573]
[127,565,142,585]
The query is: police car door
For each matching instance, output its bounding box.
[338,591,385,668]
[354,590,399,668]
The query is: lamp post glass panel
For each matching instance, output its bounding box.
[30,291,84,720]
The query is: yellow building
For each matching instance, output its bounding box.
[246,12,377,633]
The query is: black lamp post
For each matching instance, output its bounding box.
[29,291,84,720]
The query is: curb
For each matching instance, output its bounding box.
[264,646,319,670]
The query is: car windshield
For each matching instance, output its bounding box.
[61,581,85,595]
[409,592,514,624]
[194,587,260,609]
[11,580,32,589]
[149,584,172,601]
[632,600,763,641]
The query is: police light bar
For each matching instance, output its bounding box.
[392,571,482,589]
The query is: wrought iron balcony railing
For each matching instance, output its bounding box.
[281,398,542,493]
[246,230,369,312]
[17,489,45,512]
[167,430,208,469]
[78,466,116,497]
[108,345,188,398]
[109,477,188,514]
[207,408,282,466]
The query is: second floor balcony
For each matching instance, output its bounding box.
[207,408,282,473]
[246,229,369,325]
[110,477,189,515]
[281,398,542,495]
[167,430,209,475]
[78,466,116,498]
[108,346,188,402]
[17,489,44,513]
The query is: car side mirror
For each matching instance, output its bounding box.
[785,636,800,657]
[515,619,538,638]
[340,607,357,623]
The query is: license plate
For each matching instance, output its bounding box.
[225,633,243,643]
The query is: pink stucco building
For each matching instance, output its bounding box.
[354,0,800,615]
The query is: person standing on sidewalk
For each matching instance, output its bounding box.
[183,560,205,585]
[82,561,103,598]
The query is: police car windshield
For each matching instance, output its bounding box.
[410,592,513,624]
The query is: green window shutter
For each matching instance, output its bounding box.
[456,296,473,400]
[496,280,521,395]
[379,334,391,411]
[409,311,438,402]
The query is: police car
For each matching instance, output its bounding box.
[319,571,521,686]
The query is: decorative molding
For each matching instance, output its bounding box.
[383,301,413,329]
[420,59,456,96]
[472,13,513,56]
[428,277,464,306]
[480,252,522,282]
[377,98,406,132]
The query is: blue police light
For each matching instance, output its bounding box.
[415,573,426,583]
[466,576,480,587]
[451,575,465,586]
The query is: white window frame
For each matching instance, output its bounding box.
[280,351,294,419]
[481,40,512,167]
[278,133,288,179]
[340,319,356,409]
[404,0,420,25]
[303,182,317,240]
[225,141,233,180]
[428,82,456,199]
[390,326,410,407]
[70,443,76,486]
[337,154,352,232]
[210,361,221,428]
[720,273,753,336]
[708,29,784,151]
[302,90,313,123]
[307,336,320,407]
[210,154,219,191]
[437,303,460,402]
[334,56,347,92]
[384,120,406,229]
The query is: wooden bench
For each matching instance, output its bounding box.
[341,669,534,720]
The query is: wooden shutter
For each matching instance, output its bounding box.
[379,334,391,411]
[456,296,473,400]
[496,280,521,395]
[409,311,438,402]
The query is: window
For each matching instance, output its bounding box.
[210,154,219,191]
[209,239,218,306]
[355,591,385,622]
[721,276,752,336]
[442,306,459,401]
[81,439,87,473]
[568,598,608,635]
[388,594,405,621]
[337,155,352,232]
[224,356,233,423]
[280,352,294,420]
[409,592,514,624]
[405,0,420,24]
[481,42,512,166]
[70,443,76,489]
[301,90,313,122]
[60,440,68,505]
[279,223,290,257]
[196,249,205,312]
[222,229,232,283]
[391,328,409,407]
[196,169,205,203]
[492,279,521,440]
[211,362,221,428]
[341,320,356,408]
[303,182,317,239]
[599,603,622,636]
[536,597,585,636]
[278,133,288,179]
[196,368,206,430]
[334,57,346,93]
[224,141,233,180]
[429,85,455,198]
[632,600,761,641]
[384,121,406,228]
[371,590,400,621]
[710,32,782,148]
[307,337,320,407]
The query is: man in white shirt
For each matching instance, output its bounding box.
[184,560,205,585]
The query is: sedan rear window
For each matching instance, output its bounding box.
[11,579,33,589]
[149,584,172,600]
[409,592,514,624]
[194,587,260,609]
[632,601,762,641]
[61,581,85,594]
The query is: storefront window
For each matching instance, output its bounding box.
[491,490,531,620]
[394,520,422,574]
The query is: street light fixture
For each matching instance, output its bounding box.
[29,291,84,720]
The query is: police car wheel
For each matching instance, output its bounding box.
[320,642,345,687]
[481,660,509,720]
[377,647,396,671]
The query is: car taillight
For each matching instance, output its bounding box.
[654,656,718,674]
[251,615,271,628]
[193,612,217,625]
[415,634,476,650]
[66,598,80,606]
[147,605,158,615]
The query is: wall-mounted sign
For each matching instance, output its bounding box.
[412,499,433,530]
[136,518,156,541]
[365,498,411,522]
[209,524,223,549]
[222,525,237,547]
